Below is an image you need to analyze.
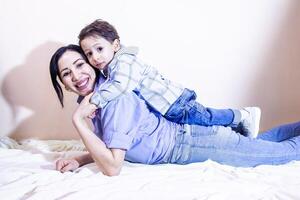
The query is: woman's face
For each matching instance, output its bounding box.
[58,50,96,96]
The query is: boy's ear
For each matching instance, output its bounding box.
[113,39,121,52]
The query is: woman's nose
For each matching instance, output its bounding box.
[72,71,80,81]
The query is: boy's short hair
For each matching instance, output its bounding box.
[78,19,120,44]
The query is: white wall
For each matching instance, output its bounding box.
[1,0,300,140]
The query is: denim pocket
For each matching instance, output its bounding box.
[165,103,185,119]
[190,125,218,137]
[165,88,196,119]
[171,134,217,164]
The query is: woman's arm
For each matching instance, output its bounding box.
[72,94,126,176]
[56,152,94,172]
[75,152,94,166]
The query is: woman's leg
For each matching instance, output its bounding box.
[257,121,300,142]
[170,124,300,167]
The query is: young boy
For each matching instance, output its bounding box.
[78,19,261,138]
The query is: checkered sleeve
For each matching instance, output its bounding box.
[90,55,142,108]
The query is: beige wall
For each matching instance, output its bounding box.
[1,0,300,140]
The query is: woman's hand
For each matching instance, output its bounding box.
[73,93,98,121]
[56,158,80,173]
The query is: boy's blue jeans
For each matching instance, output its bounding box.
[167,121,300,167]
[164,88,241,126]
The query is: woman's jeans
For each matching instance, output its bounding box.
[165,88,241,127]
[168,121,300,167]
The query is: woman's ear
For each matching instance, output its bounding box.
[113,39,121,52]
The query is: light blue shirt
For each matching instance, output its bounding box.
[92,80,179,164]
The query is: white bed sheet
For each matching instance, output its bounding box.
[1,139,300,200]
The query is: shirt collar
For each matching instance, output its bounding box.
[107,45,139,73]
[114,45,139,58]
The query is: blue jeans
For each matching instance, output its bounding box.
[164,88,241,126]
[168,121,300,167]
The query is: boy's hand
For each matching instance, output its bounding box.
[88,111,97,119]
[74,93,98,120]
[56,158,80,173]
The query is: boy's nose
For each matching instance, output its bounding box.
[92,53,101,62]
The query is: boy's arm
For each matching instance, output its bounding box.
[73,95,126,176]
[91,58,142,108]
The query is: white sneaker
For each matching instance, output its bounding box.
[240,107,261,138]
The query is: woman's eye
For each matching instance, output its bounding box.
[97,47,103,51]
[62,72,70,77]
[77,63,84,68]
[86,52,92,57]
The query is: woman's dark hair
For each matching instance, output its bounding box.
[49,44,96,107]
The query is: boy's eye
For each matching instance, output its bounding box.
[97,47,103,51]
[86,52,92,57]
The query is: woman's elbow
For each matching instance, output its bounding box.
[104,169,121,176]
[103,167,121,176]
[96,163,122,176]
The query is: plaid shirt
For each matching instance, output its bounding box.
[90,46,184,115]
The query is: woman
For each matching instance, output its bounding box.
[50,44,300,176]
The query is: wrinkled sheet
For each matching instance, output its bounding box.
[1,142,300,200]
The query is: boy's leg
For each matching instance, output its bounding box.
[170,124,300,167]
[185,101,236,126]
[165,88,235,126]
[164,88,260,137]
[185,104,261,138]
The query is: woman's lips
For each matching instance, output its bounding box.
[76,78,89,91]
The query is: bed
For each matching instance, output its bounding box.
[1,136,300,200]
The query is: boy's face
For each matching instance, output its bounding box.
[80,35,120,70]
[58,50,96,96]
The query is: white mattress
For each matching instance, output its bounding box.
[1,137,300,200]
